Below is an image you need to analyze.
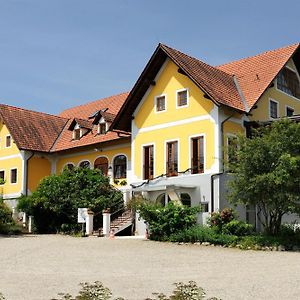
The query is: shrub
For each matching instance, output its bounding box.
[222,220,254,236]
[0,200,13,225]
[51,281,219,300]
[17,167,124,233]
[135,200,201,241]
[208,208,235,233]
[169,225,238,246]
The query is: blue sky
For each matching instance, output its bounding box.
[0,0,299,114]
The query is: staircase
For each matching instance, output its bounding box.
[94,208,134,237]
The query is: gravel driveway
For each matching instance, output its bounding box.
[0,235,299,300]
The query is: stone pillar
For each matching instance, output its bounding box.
[102,209,111,237]
[85,210,94,236]
[28,216,33,233]
[11,207,18,220]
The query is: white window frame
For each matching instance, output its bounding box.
[141,143,156,180]
[77,160,92,169]
[285,105,294,117]
[5,135,12,148]
[98,122,107,134]
[176,88,189,109]
[154,94,167,113]
[188,134,206,175]
[0,169,5,184]
[164,138,180,175]
[269,98,279,119]
[10,168,18,185]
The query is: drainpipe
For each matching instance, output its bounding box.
[210,112,235,212]
[25,152,34,196]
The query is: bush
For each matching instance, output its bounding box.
[169,225,238,246]
[17,167,124,233]
[222,220,254,236]
[0,200,13,225]
[208,208,235,233]
[135,200,201,241]
[0,223,22,235]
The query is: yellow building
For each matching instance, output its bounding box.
[1,42,300,229]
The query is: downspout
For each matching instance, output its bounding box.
[210,113,235,212]
[25,152,34,196]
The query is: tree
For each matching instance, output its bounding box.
[18,167,123,233]
[228,119,300,235]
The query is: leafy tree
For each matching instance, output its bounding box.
[18,167,123,233]
[228,119,300,235]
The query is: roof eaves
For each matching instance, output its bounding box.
[233,75,249,112]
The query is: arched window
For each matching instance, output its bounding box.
[94,157,109,176]
[156,193,171,206]
[63,163,74,171]
[78,160,90,169]
[181,193,191,207]
[113,155,127,179]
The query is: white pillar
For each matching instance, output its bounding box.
[28,216,33,233]
[22,212,27,228]
[85,211,94,236]
[12,207,18,220]
[102,210,111,237]
[108,167,113,185]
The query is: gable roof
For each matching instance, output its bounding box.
[217,43,300,110]
[112,43,245,132]
[112,43,300,132]
[0,104,68,152]
[68,118,94,131]
[52,92,129,152]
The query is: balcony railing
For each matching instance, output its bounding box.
[166,162,178,177]
[191,158,204,174]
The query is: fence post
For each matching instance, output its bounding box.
[85,210,94,236]
[28,216,33,233]
[102,209,111,237]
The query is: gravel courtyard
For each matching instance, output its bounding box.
[0,235,300,300]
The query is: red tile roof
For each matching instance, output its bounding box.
[53,92,130,152]
[0,104,68,152]
[160,44,245,111]
[217,43,300,109]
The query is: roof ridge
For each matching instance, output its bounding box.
[0,103,68,120]
[59,91,130,115]
[160,43,234,79]
[216,42,300,68]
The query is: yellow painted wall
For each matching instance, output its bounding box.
[134,120,215,179]
[133,59,217,179]
[56,144,131,186]
[0,122,23,197]
[250,58,300,121]
[28,156,51,192]
[135,59,214,128]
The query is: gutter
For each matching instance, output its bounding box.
[25,151,34,196]
[210,112,235,213]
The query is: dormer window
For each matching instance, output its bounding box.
[73,128,81,140]
[98,123,106,135]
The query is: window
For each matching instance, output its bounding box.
[191,136,204,174]
[99,123,106,134]
[177,89,188,107]
[166,141,178,177]
[94,157,109,176]
[201,202,209,213]
[143,145,154,180]
[277,67,300,99]
[64,163,74,171]
[286,106,294,117]
[78,161,90,169]
[181,193,191,207]
[73,129,81,140]
[156,193,171,206]
[156,95,166,112]
[5,135,11,148]
[269,100,278,119]
[10,168,17,184]
[113,155,127,179]
[0,170,5,184]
